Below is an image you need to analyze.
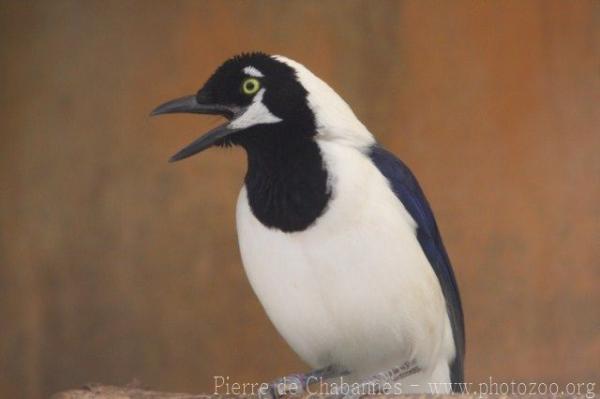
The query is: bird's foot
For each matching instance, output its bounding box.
[258,365,348,399]
[327,361,421,399]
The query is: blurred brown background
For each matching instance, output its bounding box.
[1,1,599,398]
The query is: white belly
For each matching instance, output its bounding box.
[236,141,454,388]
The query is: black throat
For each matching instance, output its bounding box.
[239,125,331,233]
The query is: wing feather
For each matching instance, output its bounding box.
[369,145,465,385]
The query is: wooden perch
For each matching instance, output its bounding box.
[51,384,213,399]
[51,384,555,399]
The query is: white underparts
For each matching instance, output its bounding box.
[236,141,455,392]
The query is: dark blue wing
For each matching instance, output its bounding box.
[369,145,465,386]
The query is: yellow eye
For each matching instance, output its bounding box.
[242,77,261,95]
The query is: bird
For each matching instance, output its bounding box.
[151,52,465,396]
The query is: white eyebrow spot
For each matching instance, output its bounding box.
[243,66,264,78]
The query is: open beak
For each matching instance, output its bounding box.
[151,93,241,162]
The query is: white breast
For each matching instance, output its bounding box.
[236,141,454,389]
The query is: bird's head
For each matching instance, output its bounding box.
[151,52,373,162]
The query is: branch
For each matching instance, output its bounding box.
[51,384,213,399]
[51,384,472,399]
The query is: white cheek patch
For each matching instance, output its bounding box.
[229,89,282,129]
[243,66,264,77]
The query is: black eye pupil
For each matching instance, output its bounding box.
[243,78,259,94]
